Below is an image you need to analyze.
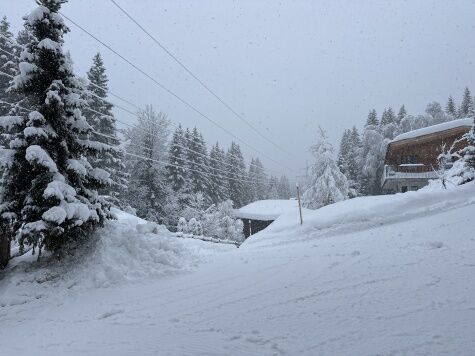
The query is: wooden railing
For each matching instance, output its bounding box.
[382,164,438,186]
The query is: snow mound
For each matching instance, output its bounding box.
[244,181,475,248]
[0,209,225,307]
[75,217,196,289]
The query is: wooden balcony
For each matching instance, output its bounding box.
[381,164,438,187]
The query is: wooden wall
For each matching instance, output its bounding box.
[242,219,274,238]
[386,126,470,169]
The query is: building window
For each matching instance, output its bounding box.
[401,155,419,164]
[401,186,408,193]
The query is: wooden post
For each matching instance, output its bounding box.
[0,232,10,269]
[296,183,303,225]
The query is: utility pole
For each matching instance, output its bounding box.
[296,183,303,225]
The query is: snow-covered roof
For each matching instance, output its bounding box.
[233,199,299,220]
[392,118,473,142]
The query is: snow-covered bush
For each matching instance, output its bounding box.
[188,218,203,236]
[220,215,244,242]
[177,217,188,235]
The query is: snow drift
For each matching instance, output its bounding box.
[244,179,475,248]
[0,209,231,308]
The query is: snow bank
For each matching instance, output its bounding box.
[233,199,299,220]
[392,117,472,142]
[0,209,232,308]
[244,181,475,248]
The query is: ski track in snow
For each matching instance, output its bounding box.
[1,184,475,355]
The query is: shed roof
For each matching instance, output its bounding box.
[392,118,473,143]
[233,199,299,220]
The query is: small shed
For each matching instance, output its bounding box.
[233,199,299,238]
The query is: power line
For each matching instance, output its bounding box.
[0,49,266,178]
[0,98,255,185]
[109,0,298,161]
[1,38,287,177]
[86,81,273,174]
[58,11,295,174]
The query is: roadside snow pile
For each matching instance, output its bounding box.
[74,210,198,289]
[0,209,227,308]
[244,180,475,248]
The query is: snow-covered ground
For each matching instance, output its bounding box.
[1,182,475,355]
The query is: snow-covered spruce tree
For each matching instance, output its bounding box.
[380,107,399,140]
[226,141,248,207]
[166,124,187,193]
[0,16,17,116]
[380,107,395,126]
[302,127,348,209]
[267,175,280,199]
[359,113,385,196]
[458,87,473,118]
[337,129,351,177]
[248,157,267,201]
[366,109,379,126]
[396,105,407,124]
[339,127,362,196]
[446,95,457,118]
[347,126,362,196]
[0,0,112,255]
[186,127,211,202]
[123,105,169,222]
[84,52,127,205]
[278,175,291,199]
[208,142,228,204]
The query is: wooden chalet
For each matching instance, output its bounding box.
[382,118,472,193]
[233,199,298,238]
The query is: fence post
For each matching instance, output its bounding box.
[296,183,303,225]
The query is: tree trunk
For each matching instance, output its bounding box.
[0,233,10,269]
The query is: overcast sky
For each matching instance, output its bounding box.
[2,0,475,179]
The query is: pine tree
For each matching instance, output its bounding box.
[186,127,210,201]
[84,53,126,204]
[338,127,362,196]
[337,129,351,177]
[166,125,187,193]
[396,105,407,124]
[248,157,267,201]
[226,142,247,207]
[267,175,279,199]
[0,16,16,116]
[459,87,473,118]
[445,95,457,118]
[302,127,348,209]
[0,0,112,255]
[366,109,379,126]
[347,126,362,189]
[208,142,228,204]
[381,107,395,126]
[277,175,291,199]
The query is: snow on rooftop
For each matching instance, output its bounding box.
[392,117,473,142]
[233,199,299,220]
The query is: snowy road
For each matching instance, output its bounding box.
[1,184,475,355]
